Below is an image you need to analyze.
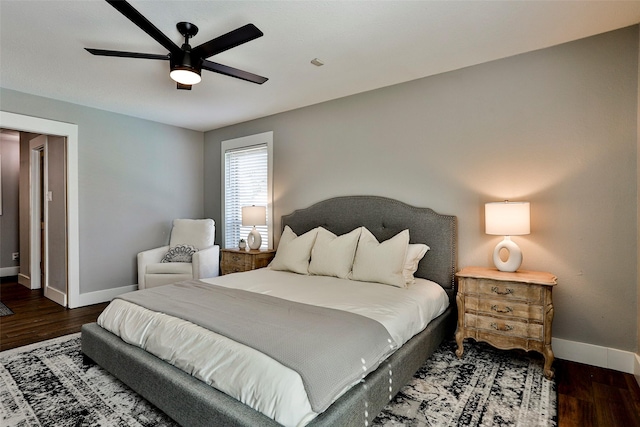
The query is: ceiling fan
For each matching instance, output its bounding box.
[86,0,268,90]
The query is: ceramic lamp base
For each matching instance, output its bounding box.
[493,236,522,272]
[248,227,262,250]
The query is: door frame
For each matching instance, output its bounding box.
[0,111,80,308]
[28,137,45,291]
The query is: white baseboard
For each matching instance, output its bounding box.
[0,266,19,277]
[72,284,138,308]
[552,337,637,374]
[45,285,67,306]
[17,273,32,289]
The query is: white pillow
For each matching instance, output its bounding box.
[309,227,362,279]
[403,243,430,285]
[351,228,409,288]
[270,226,318,274]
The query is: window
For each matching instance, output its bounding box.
[222,132,273,249]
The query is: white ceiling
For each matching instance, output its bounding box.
[1,1,640,132]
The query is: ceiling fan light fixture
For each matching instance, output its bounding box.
[170,48,202,85]
[170,68,201,85]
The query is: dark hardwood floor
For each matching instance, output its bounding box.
[1,276,639,426]
[0,276,109,351]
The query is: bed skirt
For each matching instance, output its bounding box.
[81,305,454,427]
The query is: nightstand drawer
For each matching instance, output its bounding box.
[465,296,544,322]
[465,313,543,340]
[228,253,245,263]
[465,278,542,302]
[220,249,276,275]
[222,264,246,274]
[222,252,252,270]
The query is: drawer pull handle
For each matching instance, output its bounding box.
[490,322,513,332]
[231,255,242,261]
[491,305,513,314]
[491,286,513,295]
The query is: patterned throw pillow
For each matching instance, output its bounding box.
[161,244,199,263]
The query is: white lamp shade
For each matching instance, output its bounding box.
[485,202,530,236]
[242,206,267,226]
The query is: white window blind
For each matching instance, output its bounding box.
[224,144,269,249]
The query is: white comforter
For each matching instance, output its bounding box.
[98,268,449,427]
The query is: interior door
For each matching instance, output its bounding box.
[29,134,67,306]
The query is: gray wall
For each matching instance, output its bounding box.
[1,88,205,293]
[205,26,639,352]
[0,130,20,271]
[47,135,67,294]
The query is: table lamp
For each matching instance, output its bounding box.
[485,201,530,272]
[242,205,266,250]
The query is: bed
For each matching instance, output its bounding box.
[81,195,457,426]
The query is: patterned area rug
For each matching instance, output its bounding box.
[0,334,556,427]
[373,340,557,426]
[0,301,14,317]
[0,334,176,427]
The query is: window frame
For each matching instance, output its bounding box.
[221,131,273,249]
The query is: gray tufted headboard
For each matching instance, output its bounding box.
[281,196,458,300]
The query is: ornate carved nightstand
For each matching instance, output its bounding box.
[220,248,276,275]
[455,266,557,379]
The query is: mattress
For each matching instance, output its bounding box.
[97,268,449,427]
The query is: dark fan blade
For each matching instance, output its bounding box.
[177,83,192,90]
[85,48,169,60]
[202,60,267,84]
[192,24,263,59]
[106,0,179,53]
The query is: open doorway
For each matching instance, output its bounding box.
[1,131,68,307]
[0,111,79,308]
[26,134,67,306]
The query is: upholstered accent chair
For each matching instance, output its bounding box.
[137,219,220,289]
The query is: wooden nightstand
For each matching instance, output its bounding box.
[454,266,557,379]
[220,249,276,275]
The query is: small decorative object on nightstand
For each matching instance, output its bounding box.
[455,266,557,379]
[221,248,276,275]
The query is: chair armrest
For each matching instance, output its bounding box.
[137,246,170,288]
[192,245,220,279]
